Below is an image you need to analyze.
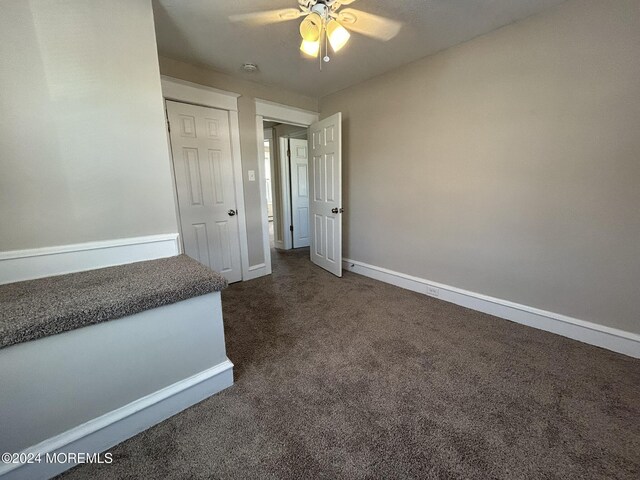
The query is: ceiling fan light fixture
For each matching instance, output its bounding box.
[326,19,350,52]
[300,39,320,57]
[299,12,322,42]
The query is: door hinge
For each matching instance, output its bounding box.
[167,120,171,133]
[287,149,291,157]
[289,225,293,232]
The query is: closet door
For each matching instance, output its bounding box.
[167,100,242,282]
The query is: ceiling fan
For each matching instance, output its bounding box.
[230,0,401,65]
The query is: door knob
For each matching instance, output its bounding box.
[331,208,338,214]
[228,209,237,216]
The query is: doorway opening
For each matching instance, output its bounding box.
[255,100,342,278]
[262,120,310,253]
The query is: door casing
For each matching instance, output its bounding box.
[255,100,319,267]
[161,76,252,280]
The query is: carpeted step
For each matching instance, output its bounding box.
[0,254,227,349]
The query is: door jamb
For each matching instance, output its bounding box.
[255,99,319,270]
[161,76,251,281]
[263,129,283,250]
[281,136,293,250]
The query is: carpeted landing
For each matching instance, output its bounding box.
[63,248,639,479]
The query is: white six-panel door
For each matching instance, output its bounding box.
[166,100,243,282]
[309,113,342,277]
[290,138,310,248]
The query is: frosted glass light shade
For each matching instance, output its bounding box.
[300,39,320,57]
[327,20,350,52]
[299,12,322,42]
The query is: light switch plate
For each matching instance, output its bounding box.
[248,170,256,181]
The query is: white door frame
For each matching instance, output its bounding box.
[263,127,275,221]
[255,99,319,266]
[278,136,292,250]
[161,76,251,280]
[264,128,286,251]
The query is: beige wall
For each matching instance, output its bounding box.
[320,0,640,333]
[0,0,178,251]
[158,56,318,267]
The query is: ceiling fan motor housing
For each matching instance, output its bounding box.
[312,3,329,17]
[299,0,338,16]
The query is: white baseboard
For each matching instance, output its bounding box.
[343,258,640,359]
[0,233,180,284]
[0,359,233,480]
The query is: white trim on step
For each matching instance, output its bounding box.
[0,359,233,480]
[0,233,180,284]
[342,258,640,359]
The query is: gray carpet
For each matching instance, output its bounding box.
[63,248,640,479]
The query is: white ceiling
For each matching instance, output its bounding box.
[153,0,567,98]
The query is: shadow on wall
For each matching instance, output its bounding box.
[151,0,192,56]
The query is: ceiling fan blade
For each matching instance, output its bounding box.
[338,8,402,41]
[229,8,303,26]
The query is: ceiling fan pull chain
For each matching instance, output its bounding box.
[319,29,323,71]
[324,23,328,60]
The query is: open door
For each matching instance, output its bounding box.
[309,112,342,277]
[290,138,310,248]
